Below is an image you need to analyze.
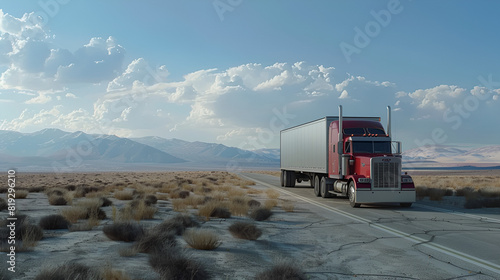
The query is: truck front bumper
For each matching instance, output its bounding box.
[356,189,416,204]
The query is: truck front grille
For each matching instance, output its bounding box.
[372,158,401,189]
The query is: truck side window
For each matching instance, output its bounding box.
[332,144,335,153]
[345,142,351,153]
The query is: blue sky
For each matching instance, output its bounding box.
[0,0,499,151]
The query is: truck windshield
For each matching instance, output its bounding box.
[352,141,391,153]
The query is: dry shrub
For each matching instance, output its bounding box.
[229,197,249,216]
[255,263,307,280]
[156,193,169,201]
[1,221,43,252]
[229,222,262,240]
[171,190,190,199]
[102,222,144,242]
[61,206,89,223]
[428,188,446,201]
[210,191,226,201]
[159,182,179,194]
[39,214,70,230]
[465,198,500,209]
[250,208,272,221]
[14,224,43,251]
[415,186,429,199]
[28,186,45,192]
[264,199,278,209]
[101,264,132,280]
[118,199,156,221]
[34,263,102,280]
[135,230,177,254]
[227,187,247,198]
[265,189,280,199]
[172,199,188,212]
[247,188,263,195]
[247,199,261,208]
[183,228,221,250]
[45,187,67,197]
[149,250,210,280]
[85,191,109,199]
[48,194,68,205]
[478,187,500,198]
[281,200,295,212]
[100,197,113,207]
[152,214,200,237]
[210,207,231,219]
[0,197,7,211]
[144,194,158,205]
[16,190,29,199]
[198,201,230,219]
[182,195,205,209]
[114,190,134,200]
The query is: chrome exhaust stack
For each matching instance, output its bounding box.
[387,106,392,138]
[338,105,343,176]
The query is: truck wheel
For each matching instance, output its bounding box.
[283,171,296,188]
[314,175,321,197]
[320,177,332,198]
[288,171,296,187]
[400,203,412,207]
[348,182,360,208]
[280,170,285,187]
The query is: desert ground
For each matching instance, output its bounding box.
[1,170,500,279]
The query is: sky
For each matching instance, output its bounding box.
[0,0,499,151]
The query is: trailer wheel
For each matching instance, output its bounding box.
[288,171,296,187]
[400,203,412,208]
[313,175,321,197]
[283,171,296,188]
[348,181,360,208]
[320,177,332,198]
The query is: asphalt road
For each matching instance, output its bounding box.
[240,172,500,279]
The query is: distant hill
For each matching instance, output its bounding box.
[0,129,186,170]
[403,145,500,166]
[131,136,279,164]
[0,129,279,171]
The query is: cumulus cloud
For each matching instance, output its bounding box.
[86,61,406,147]
[339,90,349,99]
[25,92,52,104]
[0,10,125,92]
[107,58,169,92]
[406,85,466,110]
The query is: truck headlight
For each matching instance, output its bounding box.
[358,178,371,184]
[402,177,413,183]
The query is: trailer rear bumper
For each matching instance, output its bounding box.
[355,189,416,204]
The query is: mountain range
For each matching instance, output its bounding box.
[402,145,500,167]
[0,129,279,172]
[0,128,498,171]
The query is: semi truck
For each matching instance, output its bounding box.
[280,106,415,208]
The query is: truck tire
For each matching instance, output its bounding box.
[283,171,296,188]
[320,177,332,198]
[288,171,296,187]
[314,175,321,197]
[400,203,412,207]
[280,170,285,187]
[348,181,360,208]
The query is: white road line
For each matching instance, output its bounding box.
[416,204,500,224]
[240,174,500,276]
